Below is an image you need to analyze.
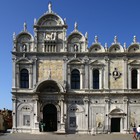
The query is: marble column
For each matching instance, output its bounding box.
[83,97,89,131]
[128,67,132,89]
[123,96,128,132]
[12,96,17,132]
[12,58,16,88]
[29,65,33,89]
[16,64,20,88]
[89,67,93,89]
[123,57,128,89]
[104,57,109,89]
[104,97,110,133]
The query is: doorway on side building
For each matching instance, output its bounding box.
[111,118,120,132]
[43,104,57,132]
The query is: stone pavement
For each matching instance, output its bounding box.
[0,133,134,140]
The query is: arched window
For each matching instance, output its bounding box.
[20,69,29,88]
[71,69,80,89]
[131,69,137,89]
[93,69,99,89]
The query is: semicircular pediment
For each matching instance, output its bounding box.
[89,43,105,53]
[37,13,64,26]
[128,44,140,52]
[35,80,63,93]
[109,44,124,53]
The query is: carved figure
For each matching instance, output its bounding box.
[48,2,52,13]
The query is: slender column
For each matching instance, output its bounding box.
[12,96,17,132]
[105,97,110,133]
[123,97,128,132]
[83,57,89,89]
[90,67,93,89]
[16,64,20,88]
[42,43,45,52]
[83,97,89,131]
[128,67,131,89]
[123,57,128,89]
[12,58,16,88]
[60,96,65,132]
[104,57,109,89]
[33,58,37,87]
[63,56,68,91]
[80,65,84,89]
[29,65,32,89]
[67,65,71,89]
[84,64,88,89]
[99,69,102,89]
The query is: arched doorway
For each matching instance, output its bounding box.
[43,104,57,132]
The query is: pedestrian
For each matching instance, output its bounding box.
[137,125,140,139]
[133,125,137,140]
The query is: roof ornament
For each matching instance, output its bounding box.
[114,36,118,44]
[94,35,98,43]
[23,22,27,32]
[123,42,126,50]
[105,43,108,51]
[85,32,88,40]
[34,18,37,25]
[64,18,66,24]
[48,2,52,13]
[13,32,16,40]
[74,22,78,31]
[133,35,137,43]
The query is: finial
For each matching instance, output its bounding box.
[105,43,108,49]
[85,32,88,39]
[48,2,52,13]
[94,35,98,43]
[74,22,78,30]
[124,42,126,49]
[34,18,37,25]
[114,36,118,43]
[23,22,27,31]
[64,18,66,24]
[13,32,16,40]
[133,35,137,43]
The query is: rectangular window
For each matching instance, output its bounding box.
[69,117,76,127]
[23,115,30,126]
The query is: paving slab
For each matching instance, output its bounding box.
[0,133,134,140]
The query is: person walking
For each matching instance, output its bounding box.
[133,125,137,140]
[137,125,140,139]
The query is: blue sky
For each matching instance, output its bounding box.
[0,0,140,110]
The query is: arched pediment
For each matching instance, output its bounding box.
[109,108,125,115]
[89,43,105,53]
[16,32,34,42]
[37,13,64,26]
[67,31,85,43]
[34,80,64,93]
[128,44,140,52]
[109,44,124,53]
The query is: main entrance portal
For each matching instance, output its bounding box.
[111,118,120,132]
[43,104,57,132]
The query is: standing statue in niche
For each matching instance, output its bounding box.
[74,44,78,52]
[51,32,56,40]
